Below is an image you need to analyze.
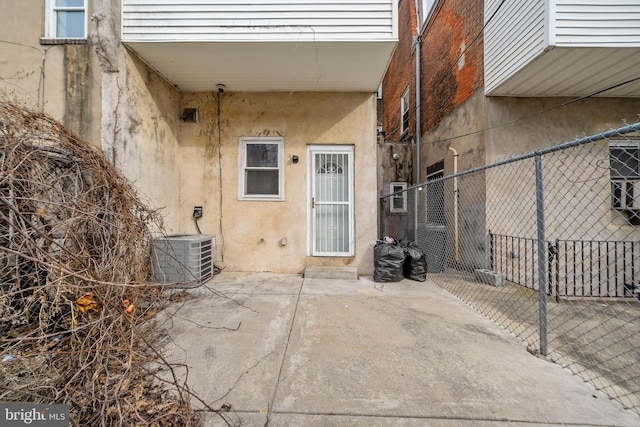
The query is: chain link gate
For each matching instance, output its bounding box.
[380,122,640,414]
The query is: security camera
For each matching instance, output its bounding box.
[216,84,226,93]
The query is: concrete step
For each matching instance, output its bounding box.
[303,266,358,280]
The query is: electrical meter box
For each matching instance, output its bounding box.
[151,234,216,284]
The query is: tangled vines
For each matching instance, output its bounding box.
[0,102,201,426]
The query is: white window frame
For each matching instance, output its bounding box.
[401,87,410,136]
[390,181,408,213]
[609,141,640,211]
[238,137,285,201]
[45,0,87,39]
[421,0,438,24]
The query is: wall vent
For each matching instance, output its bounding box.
[181,108,198,123]
[151,234,215,285]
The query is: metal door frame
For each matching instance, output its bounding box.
[307,145,355,256]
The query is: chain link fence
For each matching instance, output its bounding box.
[380,122,640,414]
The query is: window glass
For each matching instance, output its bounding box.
[56,0,84,6]
[401,89,410,134]
[610,147,640,179]
[56,11,84,38]
[246,170,279,195]
[421,0,437,23]
[246,144,278,168]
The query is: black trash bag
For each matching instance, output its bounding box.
[400,240,427,282]
[373,237,406,283]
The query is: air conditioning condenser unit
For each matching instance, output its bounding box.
[151,234,216,285]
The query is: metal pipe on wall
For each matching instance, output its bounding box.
[415,36,421,184]
[449,147,459,263]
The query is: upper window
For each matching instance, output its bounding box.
[609,142,640,212]
[401,88,410,136]
[46,0,87,39]
[238,137,285,201]
[390,182,407,213]
[421,0,438,24]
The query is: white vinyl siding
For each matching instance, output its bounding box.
[122,0,396,42]
[484,0,547,95]
[555,1,640,46]
[485,0,640,96]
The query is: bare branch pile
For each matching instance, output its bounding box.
[0,102,200,426]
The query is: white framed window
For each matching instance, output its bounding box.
[609,141,640,212]
[45,0,87,39]
[401,88,410,136]
[238,137,285,201]
[421,0,438,24]
[390,182,407,213]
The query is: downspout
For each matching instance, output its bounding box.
[415,35,421,184]
[449,147,459,264]
[413,3,423,244]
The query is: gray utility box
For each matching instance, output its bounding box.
[417,224,446,273]
[152,234,216,284]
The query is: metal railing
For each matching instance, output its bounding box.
[490,233,640,299]
[380,121,640,414]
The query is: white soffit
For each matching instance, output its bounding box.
[487,47,640,97]
[124,41,397,92]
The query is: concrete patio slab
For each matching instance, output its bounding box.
[161,272,640,427]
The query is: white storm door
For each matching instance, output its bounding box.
[309,145,354,256]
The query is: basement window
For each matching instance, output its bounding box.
[43,0,87,40]
[238,137,285,201]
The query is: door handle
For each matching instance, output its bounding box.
[312,197,315,208]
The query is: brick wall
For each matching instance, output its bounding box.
[420,0,484,133]
[381,0,417,142]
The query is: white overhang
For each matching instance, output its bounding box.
[486,47,640,98]
[123,40,397,92]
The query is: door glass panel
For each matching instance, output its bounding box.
[315,204,349,253]
[316,153,348,201]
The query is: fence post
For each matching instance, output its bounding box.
[414,187,419,243]
[535,154,548,356]
[489,230,494,271]
[379,197,384,238]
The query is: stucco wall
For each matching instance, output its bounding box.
[177,92,378,274]
[0,2,53,110]
[0,1,101,145]
[484,97,640,161]
[420,92,640,270]
[483,96,640,242]
[114,53,182,234]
